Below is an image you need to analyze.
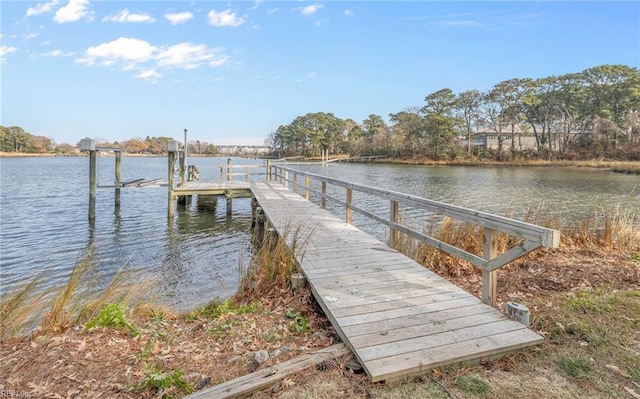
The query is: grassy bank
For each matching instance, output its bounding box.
[1,213,639,398]
[372,158,640,174]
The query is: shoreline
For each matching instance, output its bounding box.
[2,151,639,173]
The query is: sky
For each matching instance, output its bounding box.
[1,1,639,146]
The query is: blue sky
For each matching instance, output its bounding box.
[1,1,639,146]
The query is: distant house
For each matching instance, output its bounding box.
[460,124,586,151]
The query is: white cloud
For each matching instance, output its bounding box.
[75,37,230,81]
[43,49,64,56]
[40,40,52,46]
[53,0,93,23]
[102,9,155,23]
[0,45,18,63]
[137,69,162,81]
[156,42,228,70]
[26,0,59,17]
[24,32,41,40]
[344,9,354,17]
[301,3,323,16]
[76,37,156,67]
[164,11,193,26]
[207,9,245,27]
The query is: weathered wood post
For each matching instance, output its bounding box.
[167,141,179,217]
[304,176,310,200]
[388,200,399,248]
[80,138,97,220]
[266,160,271,181]
[284,170,288,187]
[244,166,249,181]
[321,181,327,209]
[293,173,298,194]
[224,160,233,215]
[115,150,122,208]
[482,228,499,306]
[180,129,187,185]
[346,188,353,224]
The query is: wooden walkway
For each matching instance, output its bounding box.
[169,180,544,382]
[248,181,544,382]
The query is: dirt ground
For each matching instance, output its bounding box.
[1,246,639,398]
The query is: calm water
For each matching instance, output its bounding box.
[1,157,638,310]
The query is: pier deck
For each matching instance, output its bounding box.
[169,179,544,382]
[173,181,252,197]
[249,181,543,382]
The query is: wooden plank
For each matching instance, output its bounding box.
[329,290,473,319]
[348,311,513,349]
[335,297,483,327]
[341,303,495,337]
[364,329,543,382]
[357,320,530,362]
[185,344,350,399]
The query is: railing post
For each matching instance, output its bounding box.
[482,228,499,306]
[293,173,298,194]
[227,158,232,182]
[321,181,327,209]
[266,160,271,181]
[305,176,310,200]
[284,170,288,188]
[346,188,353,224]
[244,166,249,181]
[388,200,399,248]
[219,165,223,183]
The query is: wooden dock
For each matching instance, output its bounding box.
[249,181,544,382]
[163,155,558,383]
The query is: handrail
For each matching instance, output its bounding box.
[269,165,560,306]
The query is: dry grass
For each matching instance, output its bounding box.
[0,245,158,339]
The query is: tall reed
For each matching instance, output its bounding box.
[1,246,158,339]
[393,207,639,280]
[236,225,306,302]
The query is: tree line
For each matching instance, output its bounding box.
[266,64,640,160]
[0,128,218,156]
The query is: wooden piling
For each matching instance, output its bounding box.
[167,143,178,217]
[115,150,121,208]
[89,149,96,220]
